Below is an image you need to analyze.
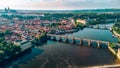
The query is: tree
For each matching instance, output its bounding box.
[118,38,120,43]
[4,30,12,35]
[0,38,4,43]
[0,32,5,37]
[1,41,7,46]
[112,22,120,34]
[0,51,4,60]
[10,45,21,56]
[109,42,117,48]
[32,32,47,45]
[75,22,86,29]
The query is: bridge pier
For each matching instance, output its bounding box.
[90,26,93,28]
[107,42,110,48]
[52,36,57,41]
[97,41,101,48]
[97,26,99,29]
[49,36,53,40]
[64,37,69,43]
[79,39,83,45]
[88,25,93,28]
[58,36,62,41]
[88,40,91,46]
[47,36,51,40]
[71,38,76,44]
[105,27,107,29]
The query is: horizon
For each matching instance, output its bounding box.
[0,8,120,11]
[0,0,120,10]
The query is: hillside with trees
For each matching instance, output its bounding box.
[112,23,120,34]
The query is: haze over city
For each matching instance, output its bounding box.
[0,0,120,10]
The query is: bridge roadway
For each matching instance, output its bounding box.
[87,25,112,30]
[47,34,120,48]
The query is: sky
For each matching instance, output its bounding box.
[0,0,120,10]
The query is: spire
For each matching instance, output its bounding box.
[8,6,10,11]
[4,7,8,12]
[4,6,17,13]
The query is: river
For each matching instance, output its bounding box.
[66,28,118,43]
[1,23,120,68]
[66,23,118,43]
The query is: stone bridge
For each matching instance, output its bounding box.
[47,34,115,48]
[87,25,112,30]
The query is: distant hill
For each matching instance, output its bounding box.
[0,9,120,13]
[16,9,120,13]
[72,9,120,13]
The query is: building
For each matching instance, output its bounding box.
[76,19,87,25]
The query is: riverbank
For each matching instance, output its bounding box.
[0,41,32,65]
[65,29,78,33]
[107,42,120,61]
[117,48,120,60]
[0,48,32,68]
[113,31,120,37]
[55,29,78,35]
[108,46,117,56]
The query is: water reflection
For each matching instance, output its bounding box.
[19,41,119,68]
[0,48,44,68]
